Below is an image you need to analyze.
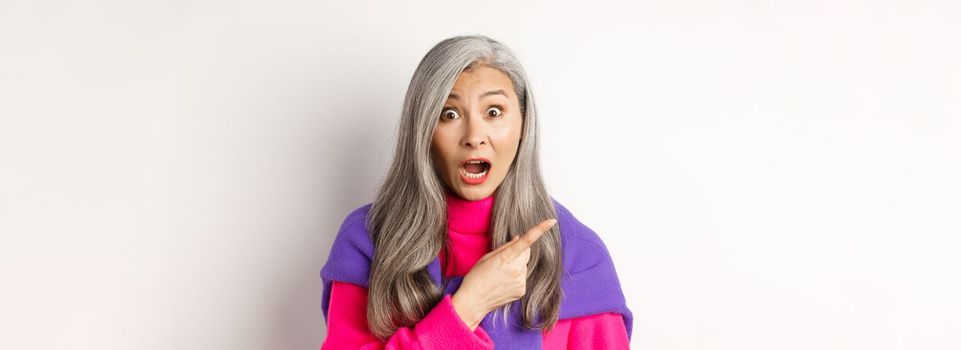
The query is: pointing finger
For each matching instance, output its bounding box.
[491,235,519,254]
[502,219,556,261]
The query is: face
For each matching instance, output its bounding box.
[431,65,523,201]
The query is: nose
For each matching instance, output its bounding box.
[461,114,487,148]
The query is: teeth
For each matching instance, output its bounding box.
[466,160,484,164]
[459,166,488,178]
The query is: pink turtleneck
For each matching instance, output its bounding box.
[320,191,630,349]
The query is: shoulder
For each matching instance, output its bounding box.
[334,202,375,255]
[322,202,375,260]
[549,197,614,275]
[550,197,631,326]
[336,201,372,233]
[320,203,376,286]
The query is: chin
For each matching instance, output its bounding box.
[454,184,495,201]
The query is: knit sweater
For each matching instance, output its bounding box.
[320,191,630,349]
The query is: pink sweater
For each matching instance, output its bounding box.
[320,192,631,349]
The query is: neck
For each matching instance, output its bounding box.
[445,189,495,235]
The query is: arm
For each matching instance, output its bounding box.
[542,312,630,349]
[321,281,494,350]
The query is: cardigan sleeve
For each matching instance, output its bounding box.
[563,312,631,349]
[321,281,495,350]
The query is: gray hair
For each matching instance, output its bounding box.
[365,34,562,339]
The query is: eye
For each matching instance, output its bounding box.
[441,108,460,120]
[486,106,504,118]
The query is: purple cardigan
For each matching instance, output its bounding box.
[320,198,633,349]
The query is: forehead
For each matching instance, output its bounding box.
[448,66,516,100]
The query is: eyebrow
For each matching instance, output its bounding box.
[447,89,508,100]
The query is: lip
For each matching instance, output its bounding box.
[459,157,491,185]
[461,157,491,166]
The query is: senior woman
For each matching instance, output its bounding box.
[320,35,632,349]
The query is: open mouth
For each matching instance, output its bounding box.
[459,159,491,180]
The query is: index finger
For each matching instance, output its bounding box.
[501,219,557,261]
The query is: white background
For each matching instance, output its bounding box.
[1,1,959,349]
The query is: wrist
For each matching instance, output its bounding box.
[451,291,485,330]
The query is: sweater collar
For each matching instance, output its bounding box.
[444,189,494,235]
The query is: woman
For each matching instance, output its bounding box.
[320,35,632,349]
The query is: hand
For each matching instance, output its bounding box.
[451,218,557,330]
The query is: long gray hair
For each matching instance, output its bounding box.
[365,34,562,339]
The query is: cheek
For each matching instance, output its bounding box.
[490,119,522,141]
[492,125,523,165]
[431,131,456,167]
[502,118,523,146]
